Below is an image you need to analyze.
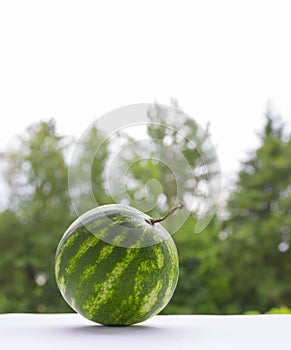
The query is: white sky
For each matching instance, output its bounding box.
[1,0,291,186]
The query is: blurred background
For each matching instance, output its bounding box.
[0,1,291,315]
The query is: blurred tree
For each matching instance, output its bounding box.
[219,112,291,313]
[1,104,290,316]
[106,101,222,314]
[111,101,220,227]
[0,120,73,312]
[147,100,219,210]
[68,124,112,215]
[164,215,225,314]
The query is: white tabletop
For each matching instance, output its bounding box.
[1,313,290,350]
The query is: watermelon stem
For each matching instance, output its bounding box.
[145,202,184,226]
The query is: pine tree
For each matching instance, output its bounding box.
[220,112,291,313]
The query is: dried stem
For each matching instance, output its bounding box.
[145,202,184,226]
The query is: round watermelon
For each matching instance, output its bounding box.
[55,204,179,326]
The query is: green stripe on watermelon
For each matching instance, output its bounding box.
[80,244,115,283]
[65,235,100,276]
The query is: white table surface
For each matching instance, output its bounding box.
[1,313,290,350]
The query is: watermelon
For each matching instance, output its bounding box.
[55,204,179,326]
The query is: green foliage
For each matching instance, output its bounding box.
[218,113,291,313]
[102,101,223,314]
[244,310,261,315]
[266,306,291,314]
[164,217,223,314]
[244,306,291,314]
[0,120,73,312]
[0,105,290,315]
[69,125,112,214]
